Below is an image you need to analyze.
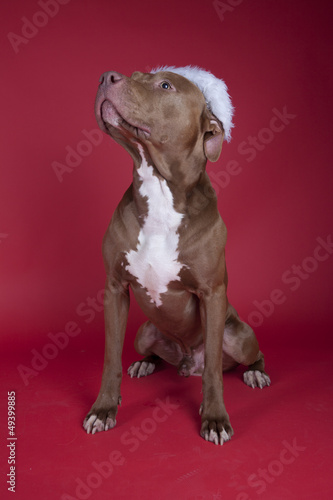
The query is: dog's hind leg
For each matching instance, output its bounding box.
[223,304,271,389]
[128,321,183,378]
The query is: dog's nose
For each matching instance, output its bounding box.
[99,71,123,86]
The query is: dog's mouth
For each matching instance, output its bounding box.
[100,100,151,140]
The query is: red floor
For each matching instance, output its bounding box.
[1,324,332,500]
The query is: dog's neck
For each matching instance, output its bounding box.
[131,142,209,216]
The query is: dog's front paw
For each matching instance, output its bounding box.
[83,405,118,434]
[243,369,271,389]
[127,360,156,378]
[200,406,234,445]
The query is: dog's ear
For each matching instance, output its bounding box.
[203,117,224,163]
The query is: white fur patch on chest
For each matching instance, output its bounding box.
[125,146,183,307]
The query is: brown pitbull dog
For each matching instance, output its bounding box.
[83,66,270,444]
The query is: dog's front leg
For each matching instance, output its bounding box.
[83,276,129,434]
[199,284,234,445]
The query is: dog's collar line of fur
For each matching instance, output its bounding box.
[151,65,234,142]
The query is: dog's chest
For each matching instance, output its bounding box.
[125,149,184,307]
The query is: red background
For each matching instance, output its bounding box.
[1,0,332,499]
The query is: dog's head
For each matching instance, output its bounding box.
[95,66,234,176]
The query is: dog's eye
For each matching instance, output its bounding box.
[160,81,171,90]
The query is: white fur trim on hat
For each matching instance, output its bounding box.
[151,65,234,142]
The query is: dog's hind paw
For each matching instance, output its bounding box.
[127,360,156,378]
[243,369,271,389]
